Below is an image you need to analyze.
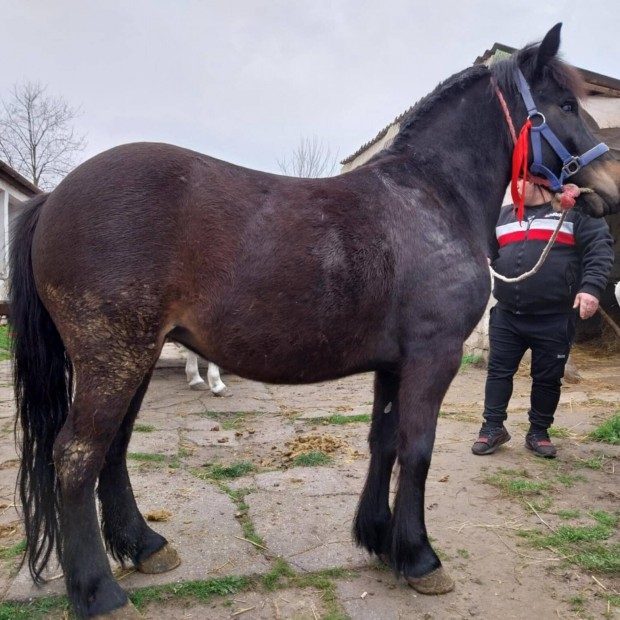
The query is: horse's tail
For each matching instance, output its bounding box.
[9,193,73,583]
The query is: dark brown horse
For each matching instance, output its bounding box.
[9,24,620,619]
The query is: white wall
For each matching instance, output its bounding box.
[0,180,35,299]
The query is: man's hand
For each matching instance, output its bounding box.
[573,292,600,320]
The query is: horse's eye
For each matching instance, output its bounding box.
[561,102,575,113]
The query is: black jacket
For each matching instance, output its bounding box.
[491,202,614,315]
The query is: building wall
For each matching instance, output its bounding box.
[0,175,39,300]
[582,97,620,129]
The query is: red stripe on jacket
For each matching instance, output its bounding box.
[497,229,576,247]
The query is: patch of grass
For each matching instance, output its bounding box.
[605,594,620,609]
[292,451,332,467]
[557,509,581,520]
[456,548,470,559]
[0,325,11,361]
[556,473,586,488]
[567,595,587,612]
[262,558,296,591]
[215,483,265,548]
[591,510,619,529]
[486,468,551,497]
[573,455,607,470]
[0,596,70,620]
[0,567,358,620]
[134,423,156,433]
[291,569,353,620]
[589,415,620,445]
[527,496,553,512]
[169,445,193,469]
[200,411,250,431]
[130,576,251,610]
[525,510,620,573]
[240,518,264,547]
[0,539,25,560]
[460,353,484,370]
[325,413,371,425]
[195,461,256,481]
[548,426,571,438]
[127,452,167,463]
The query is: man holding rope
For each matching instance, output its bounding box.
[472,181,614,458]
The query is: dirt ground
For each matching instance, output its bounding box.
[0,340,619,619]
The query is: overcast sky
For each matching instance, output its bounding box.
[2,1,619,176]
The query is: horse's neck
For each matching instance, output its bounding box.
[376,75,512,226]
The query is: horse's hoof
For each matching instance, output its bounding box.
[190,381,209,391]
[212,388,231,397]
[406,566,454,595]
[92,601,142,619]
[137,543,181,574]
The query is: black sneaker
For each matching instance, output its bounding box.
[472,425,511,455]
[525,431,557,458]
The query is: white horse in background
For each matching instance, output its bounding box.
[183,350,228,396]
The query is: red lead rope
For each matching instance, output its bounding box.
[510,118,532,222]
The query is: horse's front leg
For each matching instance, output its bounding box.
[354,369,400,558]
[391,347,460,595]
[185,350,207,390]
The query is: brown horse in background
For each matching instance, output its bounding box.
[9,24,620,618]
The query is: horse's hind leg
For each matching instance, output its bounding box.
[54,371,146,618]
[98,369,180,575]
[354,369,400,559]
[206,362,227,396]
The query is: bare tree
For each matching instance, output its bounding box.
[277,136,339,178]
[0,81,86,189]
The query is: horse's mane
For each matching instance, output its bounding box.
[386,41,586,158]
[388,65,490,154]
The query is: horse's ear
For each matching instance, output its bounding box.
[536,23,562,72]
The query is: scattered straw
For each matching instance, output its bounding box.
[145,510,172,522]
[231,606,256,616]
[234,535,268,550]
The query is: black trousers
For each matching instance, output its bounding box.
[483,306,576,430]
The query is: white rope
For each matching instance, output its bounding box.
[489,210,568,283]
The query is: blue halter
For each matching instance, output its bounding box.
[514,68,609,192]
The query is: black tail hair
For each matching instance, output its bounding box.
[9,193,74,582]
